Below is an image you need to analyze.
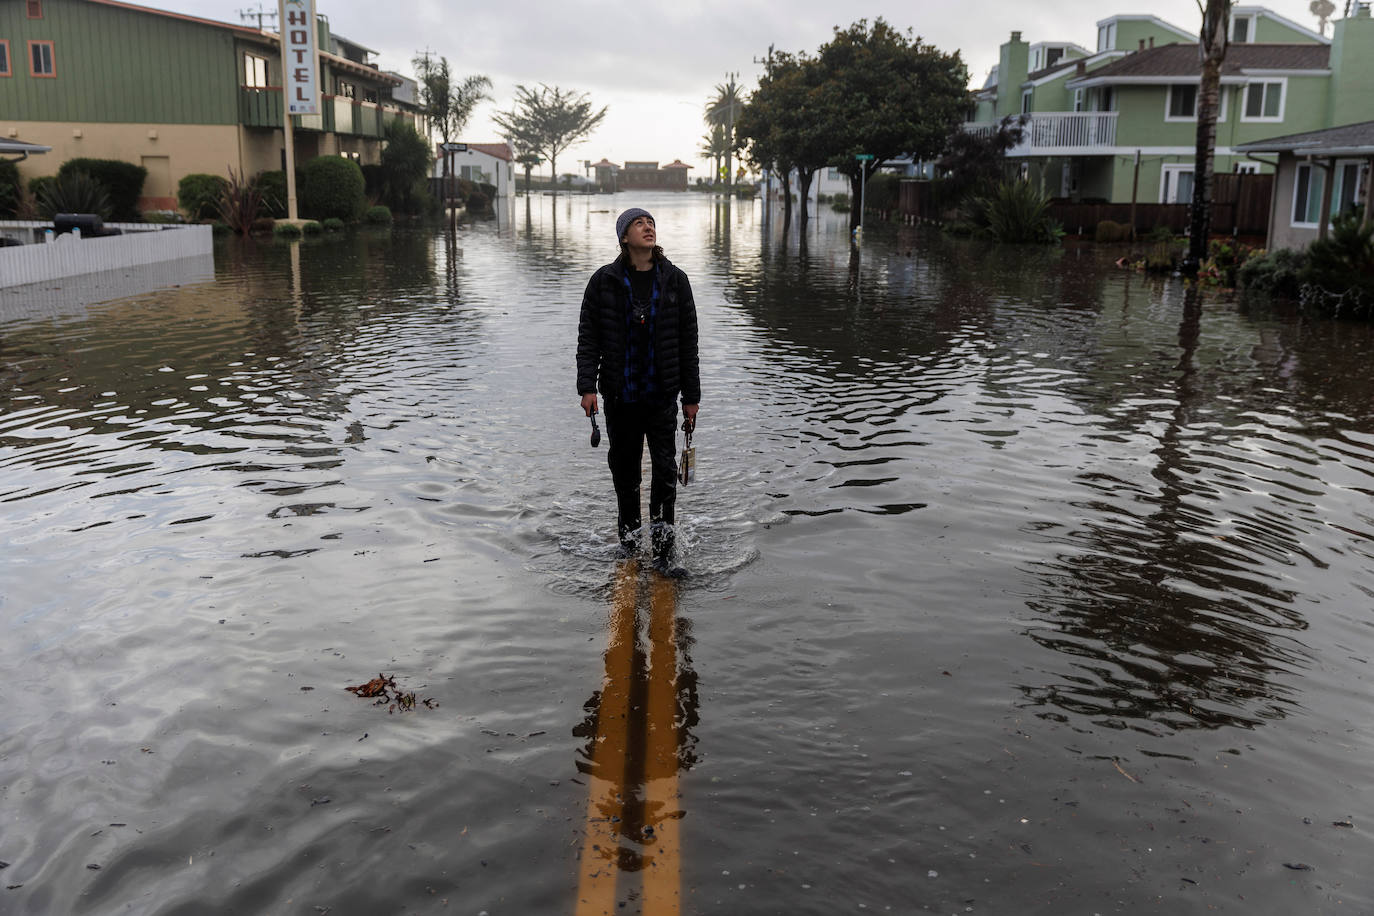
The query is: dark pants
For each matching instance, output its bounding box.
[604,398,678,550]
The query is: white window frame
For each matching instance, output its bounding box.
[1290,159,1364,228]
[1235,162,1261,174]
[1241,79,1286,123]
[244,52,268,88]
[1097,22,1117,52]
[1021,89,1032,114]
[1165,84,1198,121]
[1160,163,1195,203]
[1231,14,1254,43]
[1073,88,1083,112]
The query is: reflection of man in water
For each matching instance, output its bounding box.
[577,208,700,567]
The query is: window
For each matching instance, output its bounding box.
[1097,22,1117,52]
[28,40,54,77]
[1072,88,1083,112]
[26,0,42,18]
[1232,15,1253,43]
[826,167,843,180]
[1095,87,1115,112]
[336,80,356,99]
[1021,89,1032,114]
[1235,162,1261,174]
[0,41,9,77]
[1167,85,1197,119]
[1291,160,1364,226]
[363,88,378,104]
[1045,47,1064,68]
[1161,164,1194,203]
[244,53,268,88]
[1243,80,1284,121]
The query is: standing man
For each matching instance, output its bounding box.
[577,208,700,568]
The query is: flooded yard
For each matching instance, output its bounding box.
[2,193,1371,914]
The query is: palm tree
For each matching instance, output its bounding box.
[704,74,745,190]
[699,125,729,184]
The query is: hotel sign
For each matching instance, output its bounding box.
[280,0,318,115]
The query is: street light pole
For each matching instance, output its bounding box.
[854,153,874,243]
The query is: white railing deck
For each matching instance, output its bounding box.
[965,112,1118,154]
[0,222,213,288]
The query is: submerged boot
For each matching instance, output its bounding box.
[650,522,685,577]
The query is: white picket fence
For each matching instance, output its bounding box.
[0,222,214,288]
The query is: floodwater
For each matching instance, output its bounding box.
[2,193,1372,915]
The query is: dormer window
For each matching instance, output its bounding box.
[1097,21,1117,52]
[1045,47,1064,68]
[1232,15,1254,43]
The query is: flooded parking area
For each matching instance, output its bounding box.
[2,193,1372,914]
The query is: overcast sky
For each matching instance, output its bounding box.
[155,0,1328,174]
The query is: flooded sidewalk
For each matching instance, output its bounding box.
[1,193,1371,914]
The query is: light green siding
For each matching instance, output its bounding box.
[1111,19,1193,53]
[1251,15,1318,43]
[1328,13,1374,125]
[0,0,242,124]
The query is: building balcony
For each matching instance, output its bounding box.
[964,112,1118,156]
[239,88,417,138]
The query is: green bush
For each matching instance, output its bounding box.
[364,204,392,224]
[1237,247,1306,299]
[57,158,146,221]
[177,173,227,220]
[302,220,323,235]
[864,172,901,212]
[273,222,303,238]
[300,155,365,221]
[322,217,345,231]
[0,160,20,218]
[142,210,183,223]
[254,170,289,218]
[971,180,1062,244]
[1297,208,1374,315]
[465,190,490,213]
[1094,220,1132,243]
[35,170,113,220]
[379,120,433,214]
[1146,225,1177,242]
[211,221,231,236]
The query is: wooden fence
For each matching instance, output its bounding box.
[898,172,1273,239]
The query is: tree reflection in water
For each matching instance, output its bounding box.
[573,560,698,915]
[1020,287,1312,735]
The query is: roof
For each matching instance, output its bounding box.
[441,142,513,161]
[84,0,263,36]
[662,160,693,169]
[1232,6,1329,44]
[1095,13,1196,42]
[1234,120,1374,156]
[0,138,52,156]
[592,158,618,168]
[1069,42,1329,86]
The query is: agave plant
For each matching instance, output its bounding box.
[973,180,1062,244]
[35,170,113,221]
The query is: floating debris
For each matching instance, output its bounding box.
[1283,862,1313,871]
[344,673,436,714]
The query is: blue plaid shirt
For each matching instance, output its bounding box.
[621,266,660,403]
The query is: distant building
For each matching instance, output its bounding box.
[433,142,514,197]
[593,159,693,191]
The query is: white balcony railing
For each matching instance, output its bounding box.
[965,112,1118,154]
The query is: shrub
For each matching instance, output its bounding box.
[364,204,392,224]
[211,221,231,236]
[1237,247,1306,299]
[254,170,289,218]
[300,155,365,221]
[1297,208,1374,315]
[379,120,433,214]
[177,173,228,220]
[273,221,303,238]
[864,172,901,212]
[57,158,146,221]
[0,160,19,218]
[251,216,276,234]
[142,210,184,224]
[35,170,113,220]
[1094,220,1132,243]
[322,217,345,231]
[971,180,1062,244]
[465,190,490,213]
[302,220,323,235]
[1197,239,1258,289]
[1146,225,1177,242]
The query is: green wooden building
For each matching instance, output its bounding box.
[964,5,1370,207]
[0,0,421,211]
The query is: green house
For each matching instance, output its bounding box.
[964,5,1367,206]
[0,0,421,212]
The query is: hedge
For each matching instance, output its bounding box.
[57,158,147,221]
[300,156,365,221]
[178,173,228,220]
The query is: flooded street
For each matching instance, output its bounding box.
[2,193,1372,914]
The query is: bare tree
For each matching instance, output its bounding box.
[491,85,607,192]
[1186,0,1231,270]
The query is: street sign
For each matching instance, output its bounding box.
[855,153,875,161]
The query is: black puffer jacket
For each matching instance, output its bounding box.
[576,256,700,405]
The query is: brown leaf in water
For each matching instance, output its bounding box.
[345,673,395,698]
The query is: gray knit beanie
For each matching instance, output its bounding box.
[615,208,654,244]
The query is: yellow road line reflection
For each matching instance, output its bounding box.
[574,563,683,916]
